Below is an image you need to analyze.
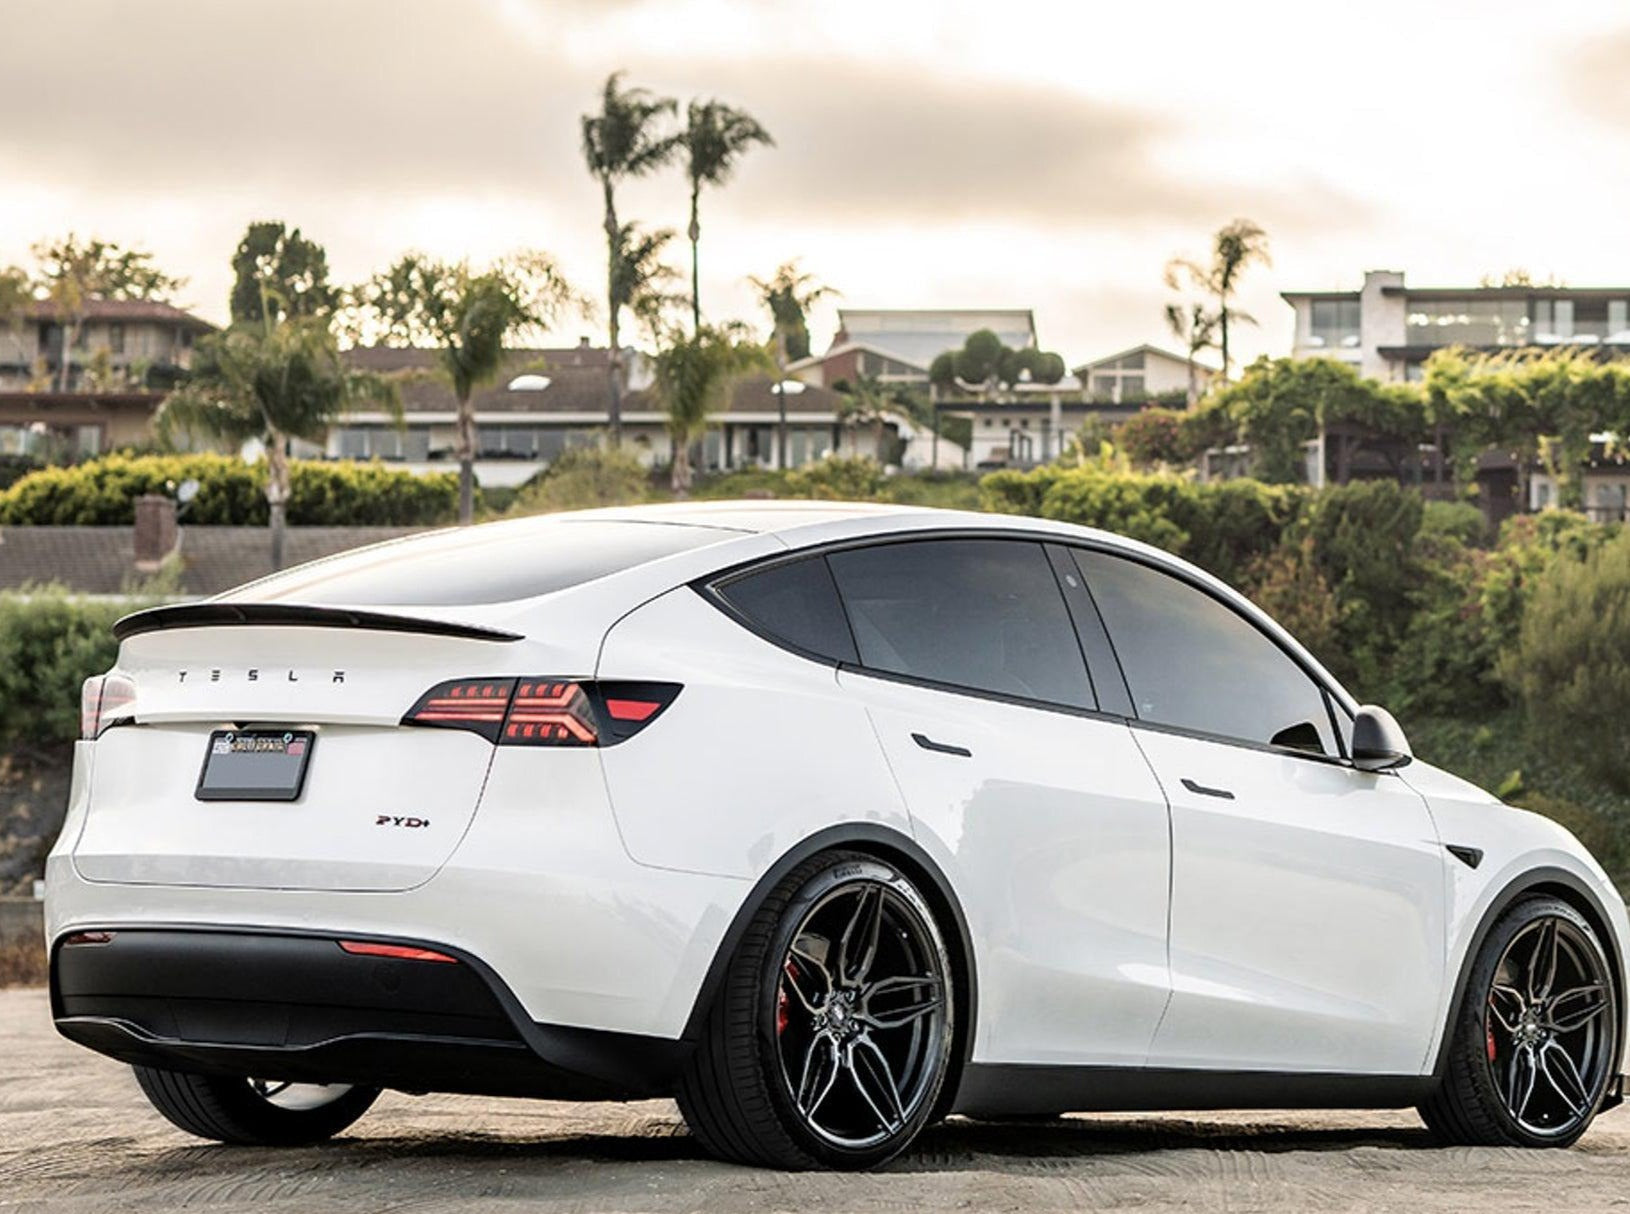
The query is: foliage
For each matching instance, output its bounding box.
[1164,219,1270,381]
[0,454,42,492]
[0,453,457,526]
[935,329,1066,394]
[0,586,126,752]
[651,323,770,492]
[784,456,885,500]
[1420,499,1487,547]
[1163,301,1219,405]
[611,223,684,341]
[1116,407,1191,469]
[510,444,652,514]
[1239,536,1342,673]
[353,250,574,522]
[748,261,835,364]
[682,99,772,328]
[229,221,338,325]
[1504,528,1630,791]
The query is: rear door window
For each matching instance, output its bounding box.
[714,556,858,663]
[826,538,1094,709]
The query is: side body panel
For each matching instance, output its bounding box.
[1138,728,1449,1074]
[595,587,913,879]
[839,670,1172,1067]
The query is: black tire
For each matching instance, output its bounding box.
[676,850,956,1169]
[132,1066,379,1145]
[1420,897,1619,1148]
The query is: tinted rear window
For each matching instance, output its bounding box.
[223,520,729,607]
[826,538,1093,709]
[715,556,858,663]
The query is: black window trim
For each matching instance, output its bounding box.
[693,527,1372,768]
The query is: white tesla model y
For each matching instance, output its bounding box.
[46,502,1626,1168]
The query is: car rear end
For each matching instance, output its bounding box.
[45,514,781,1099]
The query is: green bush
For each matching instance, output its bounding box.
[1420,499,1487,548]
[0,587,127,751]
[784,456,885,500]
[1504,529,1630,791]
[509,446,653,515]
[0,453,459,526]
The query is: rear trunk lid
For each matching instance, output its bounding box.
[74,615,538,892]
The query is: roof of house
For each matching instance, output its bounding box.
[25,299,215,331]
[827,308,1037,368]
[344,346,849,418]
[1073,344,1217,375]
[0,526,421,596]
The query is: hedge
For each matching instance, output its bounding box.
[0,587,127,751]
[0,453,460,526]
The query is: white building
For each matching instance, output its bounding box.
[1073,344,1215,404]
[1282,270,1630,382]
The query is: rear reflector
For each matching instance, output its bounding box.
[338,940,459,964]
[403,678,680,746]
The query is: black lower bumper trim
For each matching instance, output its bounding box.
[52,927,690,1101]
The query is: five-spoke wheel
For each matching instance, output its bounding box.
[1421,896,1618,1147]
[677,851,955,1168]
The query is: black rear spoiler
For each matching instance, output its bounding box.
[112,603,523,643]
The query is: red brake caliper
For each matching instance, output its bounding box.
[777,959,796,1036]
[1487,1020,1498,1062]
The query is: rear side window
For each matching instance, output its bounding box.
[826,538,1093,709]
[714,556,858,663]
[1074,549,1337,754]
[224,520,729,607]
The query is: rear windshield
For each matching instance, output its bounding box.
[221,520,731,607]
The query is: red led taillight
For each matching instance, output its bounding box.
[505,681,598,746]
[402,678,680,746]
[81,672,136,740]
[338,940,459,964]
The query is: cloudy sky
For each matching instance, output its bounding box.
[2,0,1628,368]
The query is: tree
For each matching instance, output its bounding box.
[651,322,769,493]
[356,252,575,523]
[837,373,893,459]
[748,262,837,466]
[932,329,1065,400]
[230,221,339,326]
[1164,301,1219,406]
[682,99,772,332]
[157,318,397,570]
[581,73,681,444]
[611,222,685,344]
[31,235,183,391]
[1164,219,1271,383]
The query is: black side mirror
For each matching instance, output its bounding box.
[1351,705,1413,772]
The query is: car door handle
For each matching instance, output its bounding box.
[1180,777,1236,801]
[912,732,972,758]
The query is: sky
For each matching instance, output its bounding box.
[2,0,1628,369]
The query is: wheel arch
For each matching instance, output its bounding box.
[1430,865,1626,1084]
[681,823,978,1114]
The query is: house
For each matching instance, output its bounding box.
[330,342,889,486]
[0,299,215,459]
[1282,270,1630,382]
[1074,344,1214,404]
[787,308,1037,389]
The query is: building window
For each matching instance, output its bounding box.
[1090,374,1117,399]
[108,324,126,355]
[1121,375,1146,401]
[1309,299,1361,348]
[1407,298,1528,347]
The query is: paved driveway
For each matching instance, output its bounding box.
[5,987,1629,1212]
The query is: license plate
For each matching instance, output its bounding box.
[195,730,316,802]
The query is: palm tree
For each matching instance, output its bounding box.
[747,262,837,467]
[1163,301,1220,407]
[357,252,575,523]
[581,73,680,445]
[682,99,772,332]
[157,317,397,570]
[1164,219,1271,384]
[652,322,769,494]
[838,373,892,460]
[611,222,685,345]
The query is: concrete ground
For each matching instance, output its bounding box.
[5,986,1630,1212]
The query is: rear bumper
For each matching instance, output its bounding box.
[51,928,690,1100]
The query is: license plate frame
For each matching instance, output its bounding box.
[195,729,316,802]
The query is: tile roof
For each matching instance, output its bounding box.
[25,299,215,330]
[0,526,421,597]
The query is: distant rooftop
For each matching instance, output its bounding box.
[24,298,215,330]
[828,308,1037,368]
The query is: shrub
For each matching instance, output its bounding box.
[0,454,42,492]
[1504,529,1630,790]
[1240,536,1343,675]
[510,446,652,515]
[784,456,885,500]
[1116,407,1191,469]
[0,586,127,752]
[0,453,459,526]
[1420,500,1487,548]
